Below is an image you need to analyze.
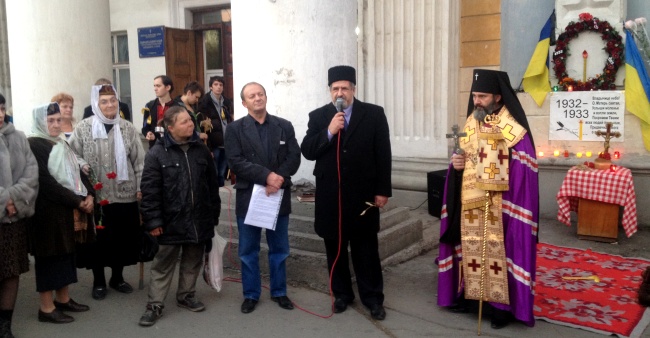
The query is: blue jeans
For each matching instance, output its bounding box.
[212,147,227,187]
[237,215,289,300]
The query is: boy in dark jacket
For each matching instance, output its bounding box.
[138,106,220,327]
[197,76,233,186]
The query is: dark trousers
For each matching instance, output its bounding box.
[323,233,384,307]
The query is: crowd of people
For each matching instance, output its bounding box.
[0,66,540,337]
[0,75,232,336]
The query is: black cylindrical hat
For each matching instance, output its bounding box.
[328,65,356,86]
[471,69,502,94]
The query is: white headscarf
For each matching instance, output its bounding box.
[90,85,129,181]
[31,103,87,196]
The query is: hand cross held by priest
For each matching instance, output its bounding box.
[436,69,539,330]
[446,124,466,155]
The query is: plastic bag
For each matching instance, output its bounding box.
[203,233,227,291]
[139,230,159,262]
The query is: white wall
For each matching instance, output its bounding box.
[231,1,358,183]
[6,0,112,131]
[110,0,169,133]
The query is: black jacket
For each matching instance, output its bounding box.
[141,98,185,148]
[28,137,95,257]
[140,132,220,245]
[300,98,392,239]
[197,93,233,149]
[224,114,301,218]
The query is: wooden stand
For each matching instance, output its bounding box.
[577,198,619,242]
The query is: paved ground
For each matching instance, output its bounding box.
[10,189,650,338]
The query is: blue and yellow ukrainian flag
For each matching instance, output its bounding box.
[523,11,555,107]
[624,29,650,151]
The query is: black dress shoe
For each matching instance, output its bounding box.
[368,303,386,320]
[92,286,107,300]
[38,309,74,324]
[333,298,350,313]
[490,308,511,329]
[271,296,294,310]
[54,299,90,312]
[109,281,134,294]
[490,317,510,329]
[240,298,258,314]
[448,301,470,313]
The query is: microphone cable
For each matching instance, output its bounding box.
[292,113,345,318]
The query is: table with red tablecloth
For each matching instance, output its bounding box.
[556,166,637,237]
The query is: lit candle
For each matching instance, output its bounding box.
[586,151,592,157]
[582,50,588,82]
[610,165,618,171]
[613,151,620,159]
[578,120,583,140]
[568,85,574,92]
[576,152,583,158]
[538,151,544,157]
[553,150,560,157]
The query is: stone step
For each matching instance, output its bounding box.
[378,218,423,259]
[379,206,411,231]
[218,204,412,236]
[220,239,330,290]
[217,217,423,288]
[215,187,427,288]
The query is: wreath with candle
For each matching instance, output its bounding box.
[553,12,624,91]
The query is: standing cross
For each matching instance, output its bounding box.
[446,124,467,154]
[594,122,621,155]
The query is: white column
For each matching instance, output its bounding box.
[6,0,112,131]
[359,0,460,189]
[0,0,11,105]
[231,0,358,182]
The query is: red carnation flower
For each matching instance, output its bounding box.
[106,172,117,179]
[99,199,110,206]
[93,182,103,190]
[579,13,593,22]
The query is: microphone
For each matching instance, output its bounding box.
[335,98,344,112]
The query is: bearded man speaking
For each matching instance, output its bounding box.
[437,69,539,329]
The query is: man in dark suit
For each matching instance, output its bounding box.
[224,82,301,314]
[301,65,392,321]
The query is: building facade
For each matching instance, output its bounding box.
[1,0,649,224]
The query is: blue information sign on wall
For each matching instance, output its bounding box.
[138,26,165,58]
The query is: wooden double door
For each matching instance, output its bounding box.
[164,23,233,100]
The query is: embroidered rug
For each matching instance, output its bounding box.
[534,243,650,338]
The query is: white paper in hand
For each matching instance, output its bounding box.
[243,184,283,230]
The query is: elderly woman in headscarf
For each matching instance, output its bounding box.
[27,103,95,324]
[69,84,145,300]
[0,93,38,337]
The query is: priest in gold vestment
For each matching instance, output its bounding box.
[437,69,539,329]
